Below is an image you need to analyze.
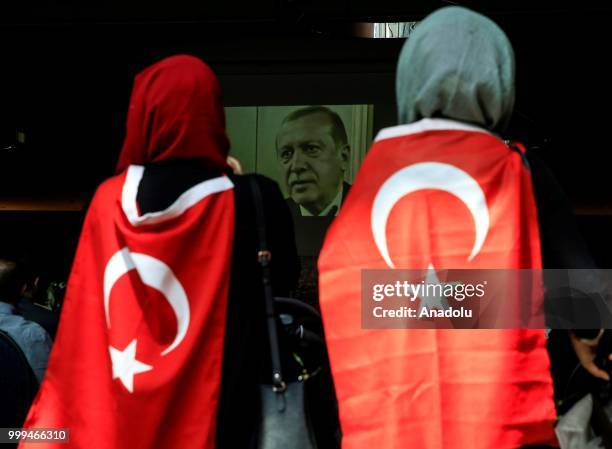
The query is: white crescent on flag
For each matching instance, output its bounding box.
[103,247,191,392]
[371,161,490,268]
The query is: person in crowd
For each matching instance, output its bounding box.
[317,7,574,448]
[0,258,52,384]
[20,55,299,449]
[16,261,59,339]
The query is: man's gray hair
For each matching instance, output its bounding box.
[281,106,349,147]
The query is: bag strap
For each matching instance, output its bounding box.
[249,176,287,393]
[507,140,531,170]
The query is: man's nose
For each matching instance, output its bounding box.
[289,150,308,172]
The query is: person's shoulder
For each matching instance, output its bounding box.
[2,314,51,347]
[88,171,126,209]
[230,174,297,225]
[100,169,128,192]
[17,301,57,334]
[230,173,286,199]
[18,318,52,345]
[232,173,277,189]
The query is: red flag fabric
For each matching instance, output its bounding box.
[318,118,557,449]
[20,56,234,449]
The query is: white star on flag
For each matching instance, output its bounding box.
[417,264,454,317]
[109,339,153,393]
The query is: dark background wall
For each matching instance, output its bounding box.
[0,0,611,276]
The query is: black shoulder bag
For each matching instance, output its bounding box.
[249,177,319,449]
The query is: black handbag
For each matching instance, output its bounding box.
[249,177,319,449]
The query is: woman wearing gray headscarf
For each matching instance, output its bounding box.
[396,7,515,132]
[319,7,562,449]
[399,0,609,422]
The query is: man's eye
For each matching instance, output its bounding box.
[304,145,321,155]
[280,149,293,161]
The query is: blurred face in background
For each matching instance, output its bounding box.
[276,112,349,215]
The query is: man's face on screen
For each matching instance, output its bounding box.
[276,113,348,215]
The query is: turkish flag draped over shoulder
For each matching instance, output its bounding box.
[20,56,235,449]
[318,119,557,449]
[19,168,234,449]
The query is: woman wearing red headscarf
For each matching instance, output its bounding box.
[19,55,299,449]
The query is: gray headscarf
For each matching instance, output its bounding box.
[396,6,515,133]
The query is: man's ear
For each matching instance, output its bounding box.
[339,144,350,170]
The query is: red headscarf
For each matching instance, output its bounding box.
[115,54,229,173]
